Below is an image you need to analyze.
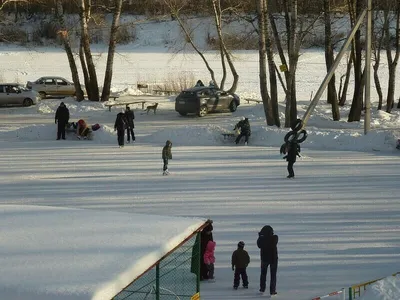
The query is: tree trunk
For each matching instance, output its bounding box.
[79,39,91,100]
[79,0,100,101]
[101,0,123,102]
[338,53,353,106]
[212,0,227,90]
[348,0,363,122]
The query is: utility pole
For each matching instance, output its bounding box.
[364,0,372,134]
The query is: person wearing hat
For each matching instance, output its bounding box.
[231,241,250,290]
[162,140,172,175]
[55,102,69,140]
[234,117,251,145]
[257,225,278,295]
[114,110,127,148]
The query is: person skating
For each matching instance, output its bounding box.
[257,225,278,296]
[124,105,135,143]
[235,117,251,145]
[162,140,172,175]
[55,102,69,140]
[203,238,216,281]
[232,241,250,290]
[114,111,127,148]
[283,141,301,178]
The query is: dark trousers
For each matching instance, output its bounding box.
[234,267,248,288]
[163,158,168,171]
[126,127,135,141]
[207,263,214,279]
[117,129,125,146]
[235,133,249,144]
[287,161,295,177]
[260,260,277,294]
[57,122,66,139]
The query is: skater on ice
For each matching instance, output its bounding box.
[235,117,251,145]
[114,111,127,148]
[124,105,135,143]
[55,102,69,140]
[283,141,301,178]
[257,225,278,296]
[203,237,216,281]
[162,140,172,175]
[231,241,250,290]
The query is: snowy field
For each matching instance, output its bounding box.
[0,41,400,300]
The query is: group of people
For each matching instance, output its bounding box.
[114,105,136,148]
[199,221,279,296]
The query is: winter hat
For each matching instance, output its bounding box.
[241,116,245,121]
[60,102,65,106]
[238,241,245,248]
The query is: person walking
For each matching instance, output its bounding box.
[235,117,251,145]
[124,105,135,143]
[55,102,69,140]
[283,142,301,178]
[114,111,127,148]
[203,238,216,281]
[162,140,172,175]
[257,225,278,296]
[231,241,250,290]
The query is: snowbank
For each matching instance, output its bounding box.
[360,274,400,300]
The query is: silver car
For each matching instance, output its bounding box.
[0,83,39,106]
[26,76,83,99]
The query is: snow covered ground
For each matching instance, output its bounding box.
[1,27,400,299]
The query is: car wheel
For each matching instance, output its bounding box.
[178,112,187,116]
[198,105,208,117]
[39,92,46,99]
[229,101,237,112]
[23,98,33,107]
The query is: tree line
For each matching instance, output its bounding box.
[1,0,399,128]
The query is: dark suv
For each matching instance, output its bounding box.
[175,86,240,117]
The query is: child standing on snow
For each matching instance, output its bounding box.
[203,238,216,281]
[231,241,250,290]
[162,140,172,175]
[283,141,301,178]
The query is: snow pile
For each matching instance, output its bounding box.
[360,274,400,300]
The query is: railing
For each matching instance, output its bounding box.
[312,288,345,300]
[348,272,400,300]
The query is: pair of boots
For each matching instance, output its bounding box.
[163,169,170,175]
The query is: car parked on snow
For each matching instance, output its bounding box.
[26,76,84,99]
[0,83,39,107]
[175,86,240,117]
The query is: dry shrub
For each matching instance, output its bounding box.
[0,26,28,43]
[207,33,258,50]
[152,72,196,92]
[116,25,135,44]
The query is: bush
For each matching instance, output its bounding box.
[207,32,258,50]
[116,25,134,44]
[0,26,28,43]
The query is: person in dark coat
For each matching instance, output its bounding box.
[232,241,250,289]
[195,80,204,87]
[55,102,70,140]
[283,142,301,178]
[114,111,127,148]
[200,220,213,280]
[124,106,135,143]
[162,140,172,175]
[257,225,278,295]
[235,117,251,145]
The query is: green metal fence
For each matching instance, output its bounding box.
[112,232,201,300]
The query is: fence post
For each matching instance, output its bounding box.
[349,287,353,300]
[156,263,160,300]
[342,288,345,300]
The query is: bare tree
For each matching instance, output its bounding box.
[101,0,123,102]
[324,0,340,120]
[371,10,385,110]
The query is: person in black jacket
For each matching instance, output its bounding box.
[124,106,135,143]
[235,117,251,145]
[283,141,301,178]
[257,225,278,295]
[232,241,250,289]
[55,102,69,140]
[114,111,127,148]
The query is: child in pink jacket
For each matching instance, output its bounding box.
[203,239,216,280]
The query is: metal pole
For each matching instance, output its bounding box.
[302,9,367,127]
[364,0,372,134]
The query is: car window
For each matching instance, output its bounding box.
[43,79,56,85]
[7,85,19,93]
[56,79,68,85]
[0,85,4,93]
[199,89,211,96]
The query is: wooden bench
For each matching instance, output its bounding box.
[106,100,147,112]
[152,89,178,96]
[221,133,236,140]
[244,98,262,104]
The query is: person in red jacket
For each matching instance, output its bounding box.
[203,238,216,281]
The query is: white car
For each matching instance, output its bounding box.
[0,83,39,106]
[26,76,84,99]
